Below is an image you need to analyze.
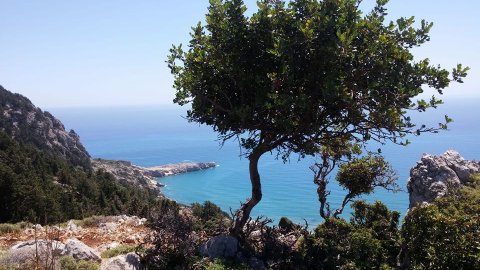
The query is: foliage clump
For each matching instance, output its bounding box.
[401,173,480,269]
[100,245,139,259]
[191,201,232,235]
[296,201,401,270]
[59,256,99,270]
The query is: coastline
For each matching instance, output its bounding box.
[92,159,216,192]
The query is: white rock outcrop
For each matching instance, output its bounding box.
[2,240,65,269]
[99,252,141,270]
[199,235,239,259]
[408,150,480,208]
[62,239,101,262]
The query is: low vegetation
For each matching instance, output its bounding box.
[0,222,31,236]
[59,256,99,270]
[100,245,138,259]
[194,259,250,270]
[402,173,480,269]
[141,175,480,269]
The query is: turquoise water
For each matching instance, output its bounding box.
[50,101,480,226]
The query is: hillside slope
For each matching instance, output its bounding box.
[0,85,90,169]
[0,86,161,224]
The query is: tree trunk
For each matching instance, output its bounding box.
[230,149,263,238]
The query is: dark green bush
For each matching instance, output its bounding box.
[401,174,480,269]
[191,201,231,235]
[296,201,400,270]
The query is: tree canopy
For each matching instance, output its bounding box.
[167,0,468,236]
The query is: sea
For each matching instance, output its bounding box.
[49,99,480,227]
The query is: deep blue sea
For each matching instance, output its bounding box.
[49,100,480,226]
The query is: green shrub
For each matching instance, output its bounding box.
[0,223,21,235]
[100,245,140,258]
[59,256,99,270]
[0,221,30,235]
[402,175,480,269]
[75,216,118,228]
[194,258,250,270]
[297,201,400,270]
[191,201,231,235]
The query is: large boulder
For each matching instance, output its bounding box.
[62,239,101,262]
[199,235,239,259]
[2,240,65,269]
[100,252,142,270]
[408,150,480,208]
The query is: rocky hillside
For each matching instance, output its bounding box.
[0,85,90,169]
[0,216,149,269]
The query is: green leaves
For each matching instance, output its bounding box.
[402,177,480,269]
[336,154,398,197]
[452,63,470,83]
[168,0,467,155]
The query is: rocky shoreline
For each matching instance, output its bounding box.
[92,159,217,191]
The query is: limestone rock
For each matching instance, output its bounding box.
[99,252,142,270]
[97,242,120,253]
[62,239,101,262]
[199,235,239,259]
[66,220,80,232]
[408,150,480,208]
[3,240,65,269]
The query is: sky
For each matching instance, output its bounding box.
[0,0,479,108]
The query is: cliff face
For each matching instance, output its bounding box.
[0,85,90,168]
[408,150,480,208]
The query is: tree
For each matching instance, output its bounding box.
[167,0,468,237]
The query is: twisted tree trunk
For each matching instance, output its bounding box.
[230,149,263,238]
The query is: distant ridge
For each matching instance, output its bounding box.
[0,85,91,169]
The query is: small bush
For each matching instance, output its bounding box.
[144,199,198,269]
[59,256,99,270]
[296,201,401,270]
[75,216,118,228]
[191,201,231,235]
[402,176,480,269]
[0,221,30,235]
[0,223,21,235]
[101,245,139,258]
[194,258,250,270]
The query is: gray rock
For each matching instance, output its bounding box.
[99,222,118,233]
[408,150,480,208]
[199,235,239,259]
[66,220,80,232]
[100,252,142,270]
[62,239,101,262]
[97,242,120,253]
[3,240,65,269]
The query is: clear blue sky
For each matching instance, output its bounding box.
[0,0,478,108]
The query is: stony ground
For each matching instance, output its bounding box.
[0,215,152,269]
